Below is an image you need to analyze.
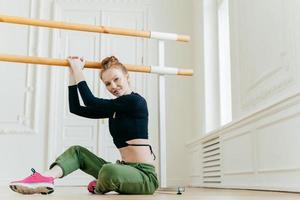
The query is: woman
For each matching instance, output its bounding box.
[9,56,158,195]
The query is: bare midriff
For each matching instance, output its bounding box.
[118,139,154,165]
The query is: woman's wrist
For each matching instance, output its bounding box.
[73,70,85,84]
[69,75,76,86]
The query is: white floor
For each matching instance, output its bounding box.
[1,186,300,200]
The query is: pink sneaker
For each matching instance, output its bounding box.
[87,180,96,194]
[9,168,54,195]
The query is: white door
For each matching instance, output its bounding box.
[47,2,151,186]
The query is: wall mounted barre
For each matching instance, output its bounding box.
[0,54,194,76]
[0,14,190,42]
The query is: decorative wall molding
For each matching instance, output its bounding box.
[0,129,37,134]
[0,0,40,135]
[231,0,298,111]
[241,66,294,109]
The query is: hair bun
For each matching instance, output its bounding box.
[101,56,120,69]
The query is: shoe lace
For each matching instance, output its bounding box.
[31,168,37,175]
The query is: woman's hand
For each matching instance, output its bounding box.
[67,56,86,73]
[67,56,86,84]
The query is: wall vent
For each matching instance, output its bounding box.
[202,136,221,185]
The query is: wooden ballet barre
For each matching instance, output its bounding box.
[0,54,193,76]
[0,14,190,42]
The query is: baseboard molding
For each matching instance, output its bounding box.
[191,185,300,193]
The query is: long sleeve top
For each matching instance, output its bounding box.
[68,81,149,148]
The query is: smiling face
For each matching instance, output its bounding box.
[101,67,131,97]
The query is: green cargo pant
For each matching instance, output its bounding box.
[49,145,159,194]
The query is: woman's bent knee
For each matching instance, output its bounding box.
[98,164,120,180]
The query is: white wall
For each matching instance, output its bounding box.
[191,0,205,141]
[160,0,193,186]
[0,0,50,184]
[187,0,300,192]
[0,0,193,187]
[230,0,300,119]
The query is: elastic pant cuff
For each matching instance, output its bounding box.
[49,162,66,178]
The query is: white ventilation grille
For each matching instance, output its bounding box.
[202,136,221,185]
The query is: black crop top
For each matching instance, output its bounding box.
[68,81,149,148]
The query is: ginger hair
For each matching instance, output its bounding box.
[100,56,128,79]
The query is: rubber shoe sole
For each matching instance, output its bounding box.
[9,184,54,195]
